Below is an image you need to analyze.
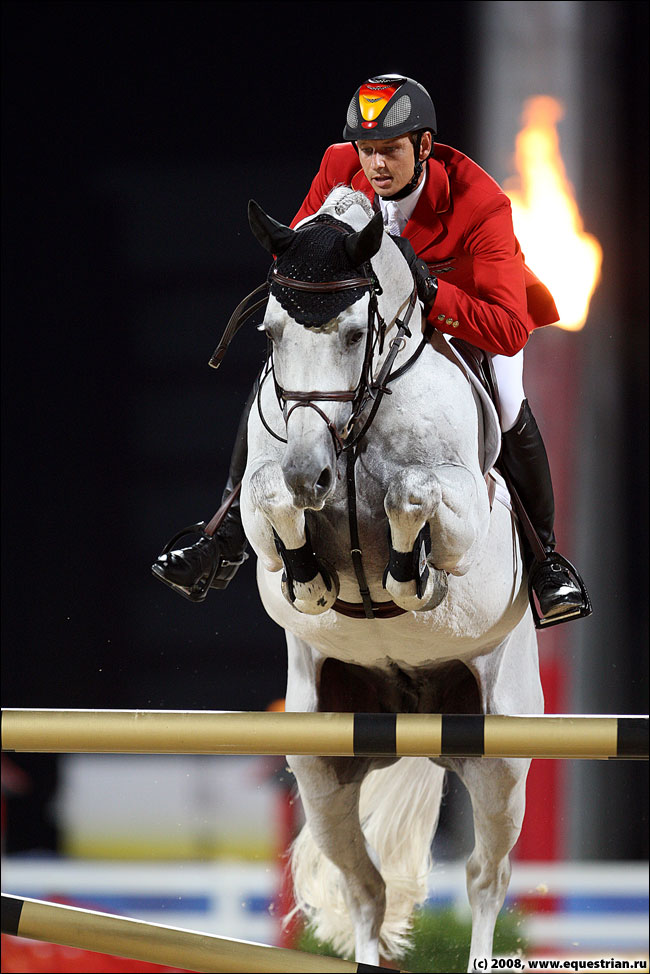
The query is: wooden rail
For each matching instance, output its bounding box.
[2,710,647,759]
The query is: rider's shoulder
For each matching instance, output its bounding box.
[434,143,507,202]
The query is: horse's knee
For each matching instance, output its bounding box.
[249,467,340,614]
[249,463,306,546]
[384,469,441,542]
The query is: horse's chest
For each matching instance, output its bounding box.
[307,465,392,574]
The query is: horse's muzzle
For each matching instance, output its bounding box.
[281,460,334,510]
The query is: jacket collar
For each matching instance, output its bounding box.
[403,157,449,249]
[351,157,450,246]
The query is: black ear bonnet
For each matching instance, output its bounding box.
[270,216,372,328]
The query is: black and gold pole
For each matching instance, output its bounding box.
[1,894,401,974]
[1,710,647,759]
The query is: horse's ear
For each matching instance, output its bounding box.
[344,211,384,267]
[248,200,296,256]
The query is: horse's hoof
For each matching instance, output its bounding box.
[281,560,340,615]
[420,567,448,610]
[384,565,448,612]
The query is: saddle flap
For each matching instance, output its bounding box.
[430,332,502,475]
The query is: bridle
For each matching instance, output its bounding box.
[257,221,424,458]
[262,262,376,455]
[265,285,420,454]
[209,215,431,620]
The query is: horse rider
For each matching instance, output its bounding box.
[152,74,590,626]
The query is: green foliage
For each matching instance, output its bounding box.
[297,905,528,973]
[400,906,527,973]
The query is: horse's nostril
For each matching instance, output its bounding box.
[316,468,332,492]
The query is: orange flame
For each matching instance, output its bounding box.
[504,96,603,330]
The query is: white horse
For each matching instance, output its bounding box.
[240,187,543,971]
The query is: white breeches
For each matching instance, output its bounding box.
[490,350,525,432]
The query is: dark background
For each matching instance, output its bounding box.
[2,2,647,853]
[2,0,477,714]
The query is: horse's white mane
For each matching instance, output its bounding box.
[293,185,376,233]
[326,185,374,218]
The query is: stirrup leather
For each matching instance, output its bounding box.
[528,552,593,630]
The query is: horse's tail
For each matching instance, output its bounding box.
[288,757,445,960]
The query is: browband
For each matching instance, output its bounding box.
[271,268,373,293]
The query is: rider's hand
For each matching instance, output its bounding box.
[389,234,439,312]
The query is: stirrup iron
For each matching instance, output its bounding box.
[151,521,221,603]
[528,552,593,630]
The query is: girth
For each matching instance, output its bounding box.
[332,597,407,620]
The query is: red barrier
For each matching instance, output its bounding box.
[1,934,190,974]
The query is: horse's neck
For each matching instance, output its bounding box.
[364,326,483,471]
[372,313,462,396]
[371,289,422,367]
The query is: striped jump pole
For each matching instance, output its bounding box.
[1,894,398,973]
[1,710,648,759]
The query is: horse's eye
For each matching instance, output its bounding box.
[347,330,365,347]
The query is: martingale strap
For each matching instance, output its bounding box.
[274,276,420,619]
[346,447,375,619]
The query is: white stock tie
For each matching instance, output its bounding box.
[384,201,403,238]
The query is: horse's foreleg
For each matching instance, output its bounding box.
[454,757,530,971]
[288,753,385,966]
[247,461,339,614]
[383,464,489,610]
[382,466,446,611]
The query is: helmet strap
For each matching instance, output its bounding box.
[381,130,430,203]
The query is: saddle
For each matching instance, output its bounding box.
[448,337,502,428]
[426,330,502,479]
[442,336,571,568]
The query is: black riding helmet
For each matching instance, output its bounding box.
[343,75,437,200]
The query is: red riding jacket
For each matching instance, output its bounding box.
[291,142,559,356]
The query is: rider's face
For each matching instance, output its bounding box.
[356,132,431,197]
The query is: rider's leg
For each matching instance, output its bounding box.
[152,384,254,596]
[492,351,586,620]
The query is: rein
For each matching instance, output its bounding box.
[209,283,270,370]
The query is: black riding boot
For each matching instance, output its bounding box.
[499,400,590,625]
[151,387,254,601]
